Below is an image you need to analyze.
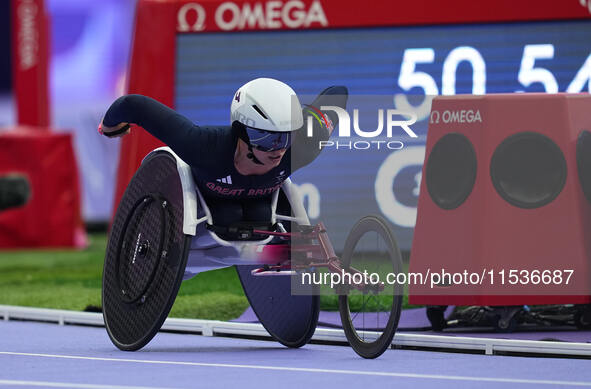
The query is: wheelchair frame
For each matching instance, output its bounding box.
[106,147,402,359]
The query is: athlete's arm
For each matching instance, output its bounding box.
[101,94,216,166]
[291,86,348,171]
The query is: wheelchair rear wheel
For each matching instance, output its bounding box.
[102,151,191,351]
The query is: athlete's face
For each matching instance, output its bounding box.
[252,147,287,167]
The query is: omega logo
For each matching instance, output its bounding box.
[178,3,206,32]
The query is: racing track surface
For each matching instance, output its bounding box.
[1,321,591,389]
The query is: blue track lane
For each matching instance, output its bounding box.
[1,321,590,389]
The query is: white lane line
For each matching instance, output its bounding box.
[0,380,178,389]
[1,351,591,387]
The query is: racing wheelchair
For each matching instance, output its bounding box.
[102,147,403,358]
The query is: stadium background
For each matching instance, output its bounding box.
[5,0,590,251]
[0,0,590,295]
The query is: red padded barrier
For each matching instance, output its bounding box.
[409,94,591,306]
[0,129,87,248]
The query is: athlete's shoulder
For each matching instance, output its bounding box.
[191,125,236,161]
[197,125,235,139]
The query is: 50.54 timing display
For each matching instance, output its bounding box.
[395,44,591,121]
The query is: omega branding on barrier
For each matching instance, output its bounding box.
[429,109,483,124]
[177,1,328,32]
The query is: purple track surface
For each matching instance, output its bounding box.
[1,321,591,388]
[236,307,591,342]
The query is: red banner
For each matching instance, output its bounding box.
[10,0,50,127]
[174,0,591,33]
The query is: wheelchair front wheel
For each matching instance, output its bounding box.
[338,215,403,359]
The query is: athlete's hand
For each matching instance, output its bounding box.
[98,120,130,138]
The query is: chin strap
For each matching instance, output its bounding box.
[246,145,265,165]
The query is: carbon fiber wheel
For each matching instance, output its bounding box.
[236,265,319,348]
[102,151,191,351]
[338,215,403,359]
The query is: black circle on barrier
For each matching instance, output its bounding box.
[490,132,566,209]
[426,133,477,210]
[576,130,591,205]
[102,151,191,351]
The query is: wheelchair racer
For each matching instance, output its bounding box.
[99,78,347,228]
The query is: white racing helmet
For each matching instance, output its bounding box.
[231,78,303,152]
